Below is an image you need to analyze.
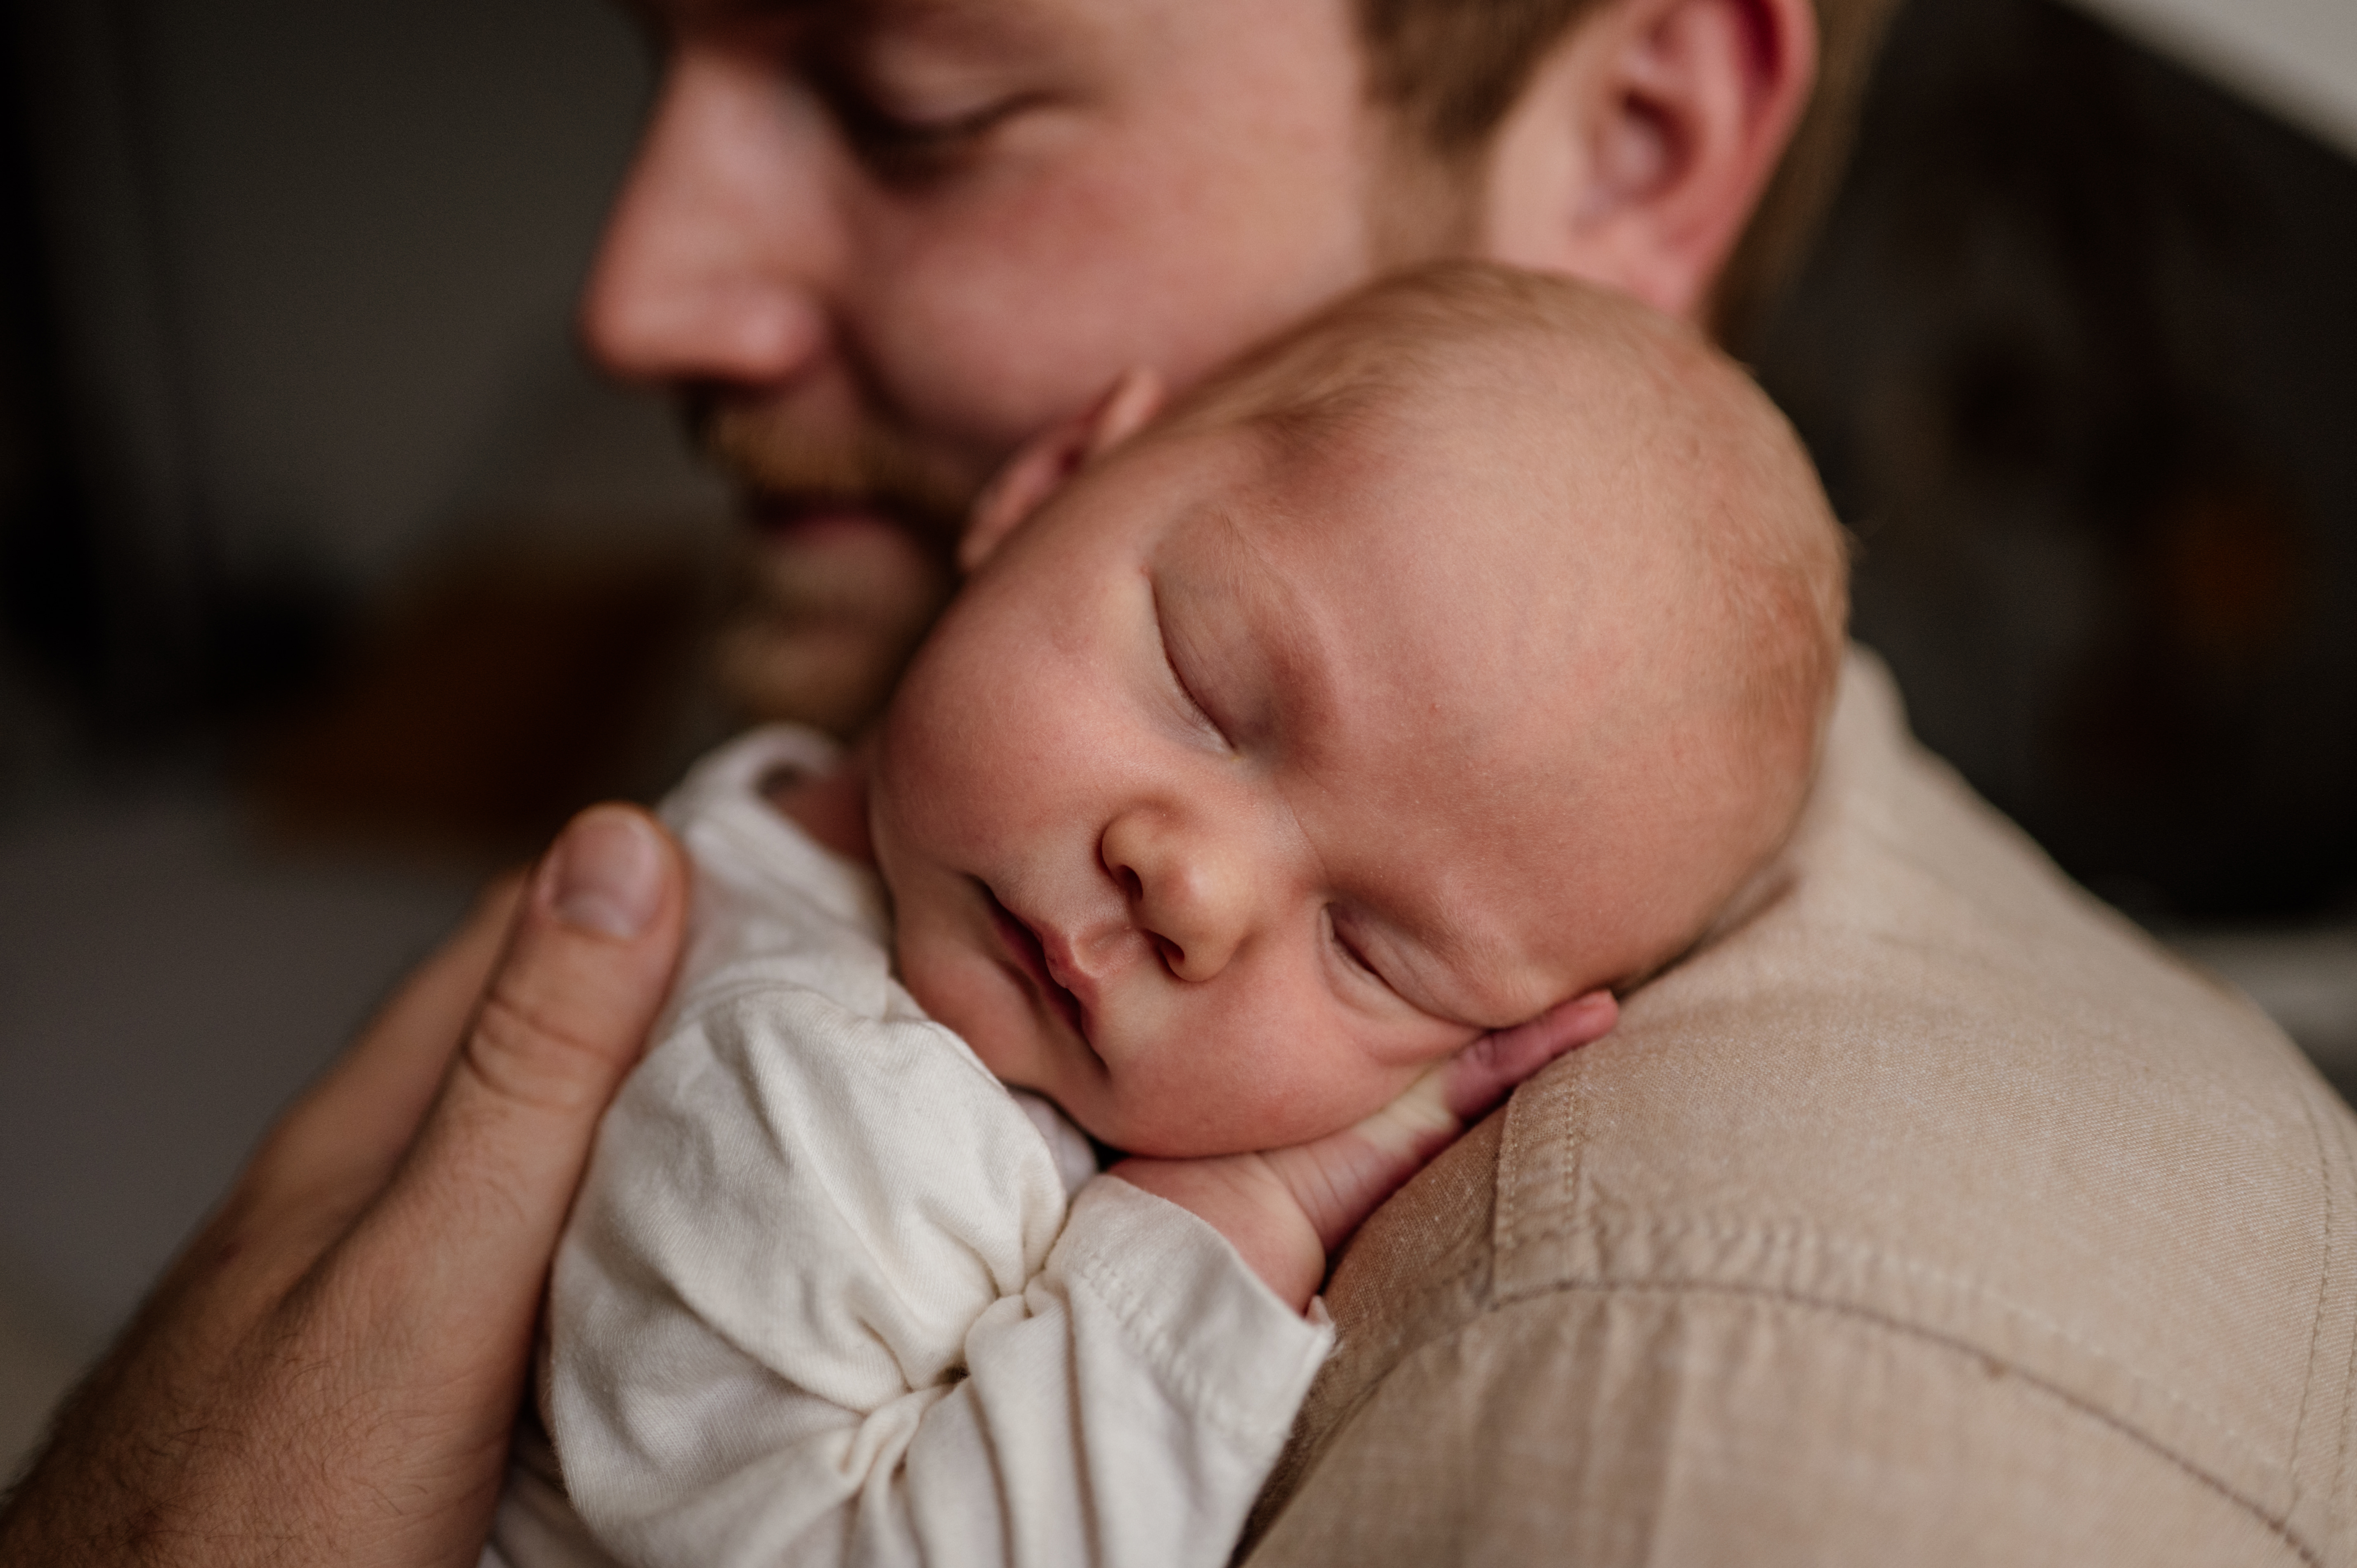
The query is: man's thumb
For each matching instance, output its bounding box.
[356,806,687,1313]
[456,807,684,1119]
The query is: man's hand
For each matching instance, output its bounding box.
[1112,992,1619,1311]
[0,805,688,1568]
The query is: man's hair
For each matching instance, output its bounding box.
[1357,0,1903,347]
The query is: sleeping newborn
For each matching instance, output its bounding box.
[489,262,1848,1568]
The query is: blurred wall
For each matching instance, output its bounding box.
[5,0,723,730]
[1752,0,2357,922]
[0,0,735,1452]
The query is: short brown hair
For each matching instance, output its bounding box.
[1356,0,1904,347]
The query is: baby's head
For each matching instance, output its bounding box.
[868,263,1847,1158]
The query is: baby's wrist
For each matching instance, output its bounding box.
[1109,1156,1325,1313]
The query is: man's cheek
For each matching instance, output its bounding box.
[866,193,1198,443]
[858,253,1112,448]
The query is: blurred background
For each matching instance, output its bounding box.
[1,0,2353,1479]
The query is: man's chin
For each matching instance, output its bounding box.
[742,503,950,615]
[714,613,904,734]
[745,492,948,543]
[721,508,953,732]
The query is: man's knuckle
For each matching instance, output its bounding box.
[463,987,619,1110]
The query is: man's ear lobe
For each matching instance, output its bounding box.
[1475,0,1816,324]
[959,368,1166,573]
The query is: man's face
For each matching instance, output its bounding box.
[867,405,1681,1159]
[584,0,1442,719]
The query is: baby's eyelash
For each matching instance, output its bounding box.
[1327,909,1386,986]
[1151,588,1227,744]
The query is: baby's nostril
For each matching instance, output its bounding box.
[1155,935,1184,973]
[1117,866,1144,902]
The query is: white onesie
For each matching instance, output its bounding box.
[487,727,1333,1568]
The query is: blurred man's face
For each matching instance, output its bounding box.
[582,0,1437,723]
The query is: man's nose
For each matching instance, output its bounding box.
[1099,808,1254,983]
[578,45,837,387]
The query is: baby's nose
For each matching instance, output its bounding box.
[1099,809,1252,982]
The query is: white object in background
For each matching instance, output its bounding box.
[2059,0,2357,161]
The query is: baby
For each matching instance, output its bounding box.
[488,263,1847,1568]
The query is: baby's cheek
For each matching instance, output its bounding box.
[898,931,1028,1079]
[1260,1025,1472,1148]
[1126,1032,1411,1157]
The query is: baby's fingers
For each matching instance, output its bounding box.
[1344,990,1617,1171]
[1439,990,1618,1122]
[1267,993,1617,1257]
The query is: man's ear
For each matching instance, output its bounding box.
[959,368,1167,573]
[1474,0,1816,324]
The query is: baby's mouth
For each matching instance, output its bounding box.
[983,886,1090,1046]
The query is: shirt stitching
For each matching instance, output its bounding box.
[2334,1103,2357,1540]
[1423,1278,2326,1568]
[1499,1206,2271,1483]
[1061,1239,1313,1450]
[2289,1074,2336,1503]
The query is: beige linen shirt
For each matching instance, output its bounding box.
[1244,651,2357,1567]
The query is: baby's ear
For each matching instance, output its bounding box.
[959,367,1165,573]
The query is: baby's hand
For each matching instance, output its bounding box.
[1109,992,1617,1312]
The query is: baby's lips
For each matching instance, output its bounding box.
[1033,926,1101,1016]
[985,888,1092,1044]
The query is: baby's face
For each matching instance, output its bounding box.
[870,397,1735,1158]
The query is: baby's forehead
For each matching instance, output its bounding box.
[1148,339,1738,758]
[1298,633,1775,1021]
[1208,333,1749,563]
[1198,274,1727,436]
[1223,387,1705,642]
[1128,269,1842,988]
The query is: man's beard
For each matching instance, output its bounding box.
[689,391,977,545]
[686,393,972,732]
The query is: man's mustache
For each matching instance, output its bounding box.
[689,395,976,542]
